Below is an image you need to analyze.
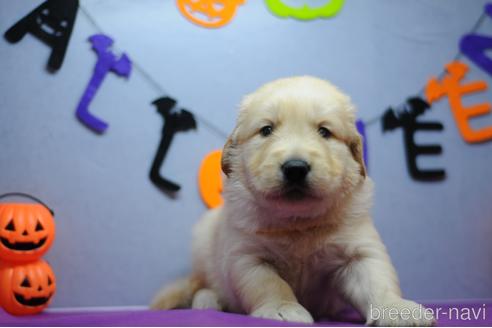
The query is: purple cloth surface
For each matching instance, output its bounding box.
[0,300,491,327]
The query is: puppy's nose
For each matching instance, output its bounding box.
[282,159,310,184]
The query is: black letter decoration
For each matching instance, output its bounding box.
[4,0,79,72]
[150,97,197,194]
[382,97,446,181]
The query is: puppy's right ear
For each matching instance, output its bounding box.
[349,134,366,178]
[222,96,249,176]
[221,136,234,176]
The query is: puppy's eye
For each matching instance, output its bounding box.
[259,125,273,137]
[318,127,332,139]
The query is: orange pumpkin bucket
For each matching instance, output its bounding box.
[0,193,57,315]
[0,260,56,315]
[0,194,55,263]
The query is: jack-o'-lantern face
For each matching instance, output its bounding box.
[177,0,245,28]
[0,260,56,315]
[0,204,55,263]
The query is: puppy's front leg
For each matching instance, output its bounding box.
[231,256,313,324]
[336,234,435,326]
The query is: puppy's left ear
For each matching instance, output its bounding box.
[221,137,234,176]
[349,134,366,178]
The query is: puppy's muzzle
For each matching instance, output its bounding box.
[281,159,310,185]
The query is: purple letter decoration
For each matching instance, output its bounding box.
[460,3,492,76]
[355,119,368,170]
[76,34,132,133]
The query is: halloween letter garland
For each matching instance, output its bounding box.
[150,97,197,193]
[6,0,492,201]
[376,2,492,181]
[4,0,79,72]
[76,34,132,133]
[426,2,492,144]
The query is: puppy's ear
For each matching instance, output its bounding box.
[349,134,366,178]
[221,136,234,176]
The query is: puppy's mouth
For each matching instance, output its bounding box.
[268,185,319,202]
[283,186,310,201]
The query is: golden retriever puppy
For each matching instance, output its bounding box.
[151,76,434,326]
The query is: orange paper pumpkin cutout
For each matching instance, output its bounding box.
[425,60,492,143]
[0,204,55,263]
[177,0,245,28]
[199,150,223,208]
[0,260,56,315]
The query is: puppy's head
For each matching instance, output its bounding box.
[222,76,365,218]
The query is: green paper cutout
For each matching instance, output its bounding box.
[265,0,345,20]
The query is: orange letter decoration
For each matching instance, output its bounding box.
[198,150,223,208]
[425,60,492,143]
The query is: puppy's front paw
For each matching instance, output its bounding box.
[367,299,435,327]
[251,301,314,324]
[192,289,222,310]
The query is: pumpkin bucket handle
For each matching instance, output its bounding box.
[0,193,54,216]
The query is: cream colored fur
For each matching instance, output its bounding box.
[151,76,435,326]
